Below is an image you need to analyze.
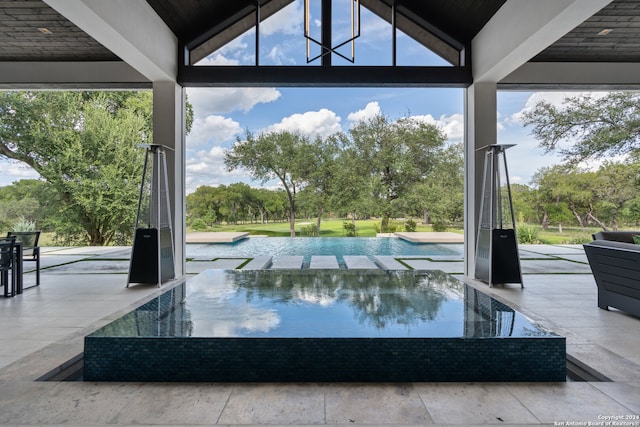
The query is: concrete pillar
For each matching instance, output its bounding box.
[153,81,186,278]
[464,82,497,278]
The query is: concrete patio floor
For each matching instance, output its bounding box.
[0,243,638,426]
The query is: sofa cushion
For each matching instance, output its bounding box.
[592,231,640,244]
[588,239,640,252]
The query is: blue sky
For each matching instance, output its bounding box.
[183,86,570,193]
[0,0,600,192]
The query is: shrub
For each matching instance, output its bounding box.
[12,216,36,232]
[301,224,319,236]
[404,219,417,232]
[431,221,448,232]
[374,221,398,233]
[517,223,540,244]
[569,236,592,244]
[189,218,209,231]
[342,221,357,237]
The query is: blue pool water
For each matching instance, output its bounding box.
[186,237,463,263]
[95,270,549,339]
[85,270,566,382]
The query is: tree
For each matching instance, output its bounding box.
[225,130,310,236]
[532,162,640,231]
[0,91,149,245]
[297,134,341,235]
[591,161,640,230]
[186,185,225,229]
[522,92,640,164]
[347,114,448,231]
[406,142,463,229]
[0,179,56,231]
[0,91,194,244]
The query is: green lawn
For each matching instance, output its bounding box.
[190,219,448,237]
[38,220,609,246]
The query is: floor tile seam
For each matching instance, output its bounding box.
[413,386,437,425]
[577,381,639,414]
[215,384,236,425]
[501,385,545,425]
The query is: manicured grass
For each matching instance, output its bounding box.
[537,226,598,244]
[190,219,445,237]
[38,221,613,246]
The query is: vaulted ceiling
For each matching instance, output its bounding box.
[1,0,640,87]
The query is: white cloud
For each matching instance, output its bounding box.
[261,1,302,36]
[348,101,381,123]
[186,146,253,192]
[187,115,241,148]
[262,108,342,139]
[196,54,239,66]
[0,161,40,187]
[187,87,281,116]
[266,45,291,65]
[409,113,464,142]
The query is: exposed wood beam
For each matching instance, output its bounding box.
[178,65,471,87]
[472,0,613,82]
[44,0,177,82]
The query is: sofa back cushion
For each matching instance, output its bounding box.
[592,231,640,243]
[588,239,640,251]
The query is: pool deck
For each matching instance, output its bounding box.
[395,231,465,243]
[185,231,250,243]
[0,244,638,426]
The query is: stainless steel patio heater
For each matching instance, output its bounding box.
[474,144,523,288]
[127,144,175,287]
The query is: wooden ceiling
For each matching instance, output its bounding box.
[2,0,640,64]
[0,0,117,61]
[533,0,640,62]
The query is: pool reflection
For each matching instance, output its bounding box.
[94,270,555,339]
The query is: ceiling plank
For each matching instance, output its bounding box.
[472,0,614,82]
[43,0,176,81]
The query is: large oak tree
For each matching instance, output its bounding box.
[0,91,194,245]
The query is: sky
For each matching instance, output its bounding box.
[0,0,608,192]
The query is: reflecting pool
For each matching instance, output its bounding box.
[85,270,566,382]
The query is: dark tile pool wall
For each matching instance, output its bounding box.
[84,336,566,382]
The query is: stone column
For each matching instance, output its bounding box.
[464,82,497,278]
[153,81,186,278]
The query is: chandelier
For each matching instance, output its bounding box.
[304,0,361,63]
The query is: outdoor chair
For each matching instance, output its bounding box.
[0,237,17,297]
[7,231,41,289]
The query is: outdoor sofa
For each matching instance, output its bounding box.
[583,231,640,317]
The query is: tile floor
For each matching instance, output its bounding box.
[0,243,638,426]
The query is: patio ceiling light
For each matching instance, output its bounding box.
[37,28,53,34]
[597,28,613,36]
[304,0,360,63]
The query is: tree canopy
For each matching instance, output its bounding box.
[224,112,457,234]
[522,92,640,164]
[0,91,193,245]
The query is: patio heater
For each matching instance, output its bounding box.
[127,144,175,287]
[474,144,523,288]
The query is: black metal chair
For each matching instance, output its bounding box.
[0,237,17,297]
[7,231,41,289]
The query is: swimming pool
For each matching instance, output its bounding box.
[84,269,565,382]
[186,237,463,265]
